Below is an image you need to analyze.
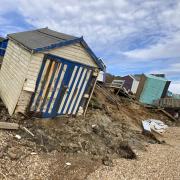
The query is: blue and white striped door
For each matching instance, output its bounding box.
[30,54,93,118]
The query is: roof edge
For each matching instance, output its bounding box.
[34,37,105,71]
[80,39,105,71]
[33,37,83,53]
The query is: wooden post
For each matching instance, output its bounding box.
[84,76,98,116]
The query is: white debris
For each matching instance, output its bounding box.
[15,134,21,140]
[142,119,168,134]
[30,152,37,155]
[92,124,97,128]
[65,162,71,166]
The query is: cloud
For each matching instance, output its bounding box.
[150,62,180,79]
[123,32,180,59]
[0,0,180,93]
[169,81,180,94]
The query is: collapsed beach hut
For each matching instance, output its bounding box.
[136,74,171,105]
[0,28,104,118]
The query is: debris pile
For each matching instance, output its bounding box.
[0,85,175,179]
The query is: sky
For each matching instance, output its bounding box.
[0,0,179,93]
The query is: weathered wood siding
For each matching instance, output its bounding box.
[48,43,98,68]
[0,40,31,115]
[15,90,32,113]
[23,53,43,92]
[21,42,98,93]
[4,41,98,114]
[15,53,43,113]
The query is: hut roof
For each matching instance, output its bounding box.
[8,28,105,70]
[8,28,78,51]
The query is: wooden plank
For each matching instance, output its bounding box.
[0,122,19,130]
[158,109,177,121]
[84,74,97,116]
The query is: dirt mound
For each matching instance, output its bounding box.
[32,111,139,160]
[0,86,175,179]
[20,87,173,163]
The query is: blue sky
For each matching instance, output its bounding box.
[0,0,179,93]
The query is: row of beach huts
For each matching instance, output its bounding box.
[0,28,179,118]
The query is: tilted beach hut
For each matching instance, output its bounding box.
[136,74,171,105]
[0,28,104,118]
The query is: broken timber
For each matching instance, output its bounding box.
[96,83,120,110]
[157,109,177,121]
[0,122,34,137]
[0,122,19,130]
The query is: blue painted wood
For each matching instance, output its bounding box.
[76,70,93,114]
[33,37,83,53]
[71,69,89,114]
[0,39,8,56]
[66,67,85,114]
[46,53,94,70]
[80,39,105,71]
[31,54,94,118]
[60,65,80,114]
[33,37,104,71]
[52,61,74,117]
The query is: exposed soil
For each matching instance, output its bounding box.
[0,86,175,179]
[87,126,180,180]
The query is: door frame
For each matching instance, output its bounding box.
[29,53,97,118]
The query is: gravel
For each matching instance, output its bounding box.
[87,127,180,180]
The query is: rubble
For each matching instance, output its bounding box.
[0,86,175,179]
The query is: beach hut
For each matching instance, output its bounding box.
[136,74,171,105]
[0,28,104,118]
[121,75,140,94]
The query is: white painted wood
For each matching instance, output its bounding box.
[58,66,78,114]
[36,61,56,111]
[23,53,43,92]
[0,40,32,115]
[31,60,50,111]
[68,68,87,114]
[63,67,83,114]
[48,64,67,113]
[15,90,32,113]
[73,70,92,114]
[42,63,61,112]
[47,43,98,68]
[131,80,139,94]
[97,71,105,82]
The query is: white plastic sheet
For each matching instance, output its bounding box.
[142,119,168,134]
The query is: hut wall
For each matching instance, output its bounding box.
[15,42,98,114]
[0,40,31,115]
[48,43,98,68]
[139,77,167,105]
[15,53,43,113]
[22,42,98,93]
